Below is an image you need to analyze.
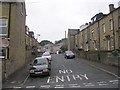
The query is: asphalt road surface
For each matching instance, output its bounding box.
[3,54,119,89]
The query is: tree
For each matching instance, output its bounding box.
[55,38,67,44]
[60,45,68,52]
[39,40,53,46]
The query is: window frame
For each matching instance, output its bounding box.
[109,19,113,30]
[0,18,8,37]
[91,30,94,38]
[102,23,106,33]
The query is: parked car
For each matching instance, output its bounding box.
[35,56,51,64]
[42,51,52,61]
[64,51,75,59]
[29,58,51,77]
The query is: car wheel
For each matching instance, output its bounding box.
[48,72,50,76]
[30,74,34,77]
[49,68,51,71]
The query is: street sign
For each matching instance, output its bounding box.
[0,38,9,47]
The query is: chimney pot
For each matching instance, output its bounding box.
[109,4,115,12]
[85,23,88,25]
[89,22,91,25]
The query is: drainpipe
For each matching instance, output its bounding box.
[112,13,115,50]
[7,2,11,59]
[109,4,115,50]
[4,2,11,80]
[8,3,11,38]
[98,20,100,61]
[73,35,75,52]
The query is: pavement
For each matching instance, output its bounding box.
[2,55,119,88]
[2,63,30,88]
[76,58,119,79]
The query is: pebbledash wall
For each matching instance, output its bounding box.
[1,2,26,80]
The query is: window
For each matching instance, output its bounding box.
[102,39,106,50]
[108,39,110,50]
[91,30,94,38]
[111,38,114,50]
[0,48,6,59]
[93,40,97,50]
[110,19,113,30]
[86,43,88,51]
[0,19,8,37]
[102,23,106,33]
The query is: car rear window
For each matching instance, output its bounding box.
[33,59,48,65]
[43,53,50,56]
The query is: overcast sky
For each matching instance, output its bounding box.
[25,0,119,43]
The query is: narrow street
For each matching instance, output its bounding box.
[1,1,120,90]
[3,54,119,88]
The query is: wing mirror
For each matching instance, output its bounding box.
[47,58,49,60]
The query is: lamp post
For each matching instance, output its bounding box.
[36,34,40,42]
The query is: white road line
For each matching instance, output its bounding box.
[83,82,93,85]
[85,84,95,87]
[112,82,118,84]
[83,82,95,87]
[69,84,81,88]
[40,85,50,88]
[109,80,119,82]
[97,81,107,84]
[69,85,81,88]
[97,81,108,86]
[89,64,120,79]
[21,74,30,85]
[13,86,21,88]
[55,85,64,88]
[55,87,64,88]
[26,86,35,88]
[55,85,64,87]
[98,83,109,86]
[69,84,78,86]
[109,80,119,84]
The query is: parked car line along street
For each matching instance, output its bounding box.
[2,54,118,88]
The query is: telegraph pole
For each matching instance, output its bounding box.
[65,31,66,39]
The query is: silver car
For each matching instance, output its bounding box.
[42,52,52,61]
[29,58,51,77]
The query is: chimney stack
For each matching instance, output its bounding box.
[109,4,115,12]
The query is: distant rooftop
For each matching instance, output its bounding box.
[68,29,79,35]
